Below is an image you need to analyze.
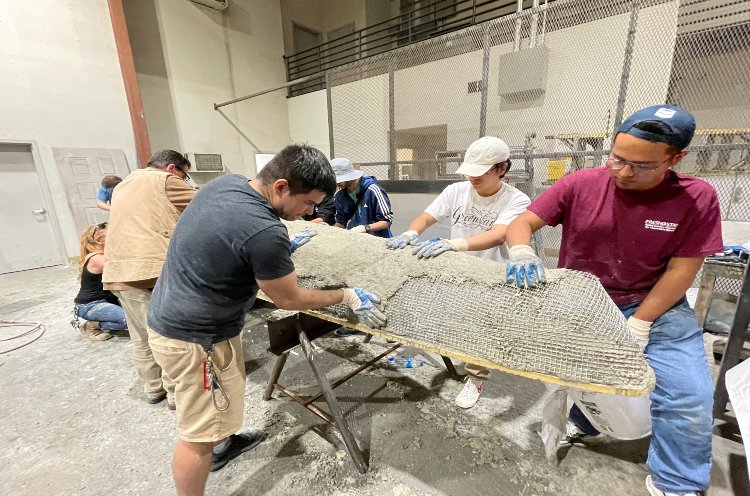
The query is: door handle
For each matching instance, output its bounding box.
[32,208,47,215]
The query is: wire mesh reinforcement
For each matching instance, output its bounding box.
[287,221,654,395]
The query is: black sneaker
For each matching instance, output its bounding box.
[210,430,267,472]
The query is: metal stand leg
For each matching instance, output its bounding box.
[441,355,463,381]
[295,321,369,473]
[362,334,373,344]
[714,263,750,418]
[264,352,289,401]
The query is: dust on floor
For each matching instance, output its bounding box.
[0,265,746,496]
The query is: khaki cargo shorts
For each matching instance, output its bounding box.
[147,328,245,443]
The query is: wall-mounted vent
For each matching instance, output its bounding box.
[186,153,224,172]
[189,0,228,11]
[436,150,463,178]
[467,80,483,93]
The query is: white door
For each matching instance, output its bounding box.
[0,143,64,274]
[52,148,132,235]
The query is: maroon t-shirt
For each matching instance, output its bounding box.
[529,167,723,305]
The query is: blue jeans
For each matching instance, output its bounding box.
[570,298,713,493]
[75,300,127,331]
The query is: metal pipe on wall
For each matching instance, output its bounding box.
[612,0,641,132]
[529,0,540,49]
[513,0,523,52]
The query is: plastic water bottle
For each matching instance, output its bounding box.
[386,356,424,368]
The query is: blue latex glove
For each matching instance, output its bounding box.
[385,230,419,250]
[505,244,547,287]
[341,288,387,328]
[290,229,317,253]
[412,237,468,259]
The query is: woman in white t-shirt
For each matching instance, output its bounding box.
[385,136,530,409]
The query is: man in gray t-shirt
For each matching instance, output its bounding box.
[147,144,386,496]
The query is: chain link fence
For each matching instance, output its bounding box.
[326,0,750,293]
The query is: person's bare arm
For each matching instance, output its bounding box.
[96,200,111,211]
[462,224,508,251]
[505,210,548,247]
[406,212,437,235]
[634,257,704,322]
[366,220,391,232]
[86,253,105,274]
[257,272,344,310]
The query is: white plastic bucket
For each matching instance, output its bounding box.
[568,389,652,440]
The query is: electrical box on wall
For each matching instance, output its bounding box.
[497,46,550,100]
[185,153,224,172]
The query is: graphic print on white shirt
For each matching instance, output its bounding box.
[424,181,530,262]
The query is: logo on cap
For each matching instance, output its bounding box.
[654,108,676,119]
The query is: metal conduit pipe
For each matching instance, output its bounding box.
[530,0,540,48]
[513,0,523,52]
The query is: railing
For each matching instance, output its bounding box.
[284,0,533,97]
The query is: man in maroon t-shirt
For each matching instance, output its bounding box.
[506,105,721,496]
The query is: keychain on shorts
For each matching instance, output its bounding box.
[203,348,230,412]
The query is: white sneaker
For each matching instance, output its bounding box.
[645,475,702,496]
[455,377,483,409]
[558,420,607,446]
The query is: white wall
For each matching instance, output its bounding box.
[287,89,331,157]
[0,0,137,258]
[125,0,291,180]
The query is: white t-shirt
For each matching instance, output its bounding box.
[424,181,530,262]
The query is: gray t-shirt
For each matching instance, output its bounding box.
[148,174,295,347]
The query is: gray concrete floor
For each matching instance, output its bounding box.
[0,264,748,495]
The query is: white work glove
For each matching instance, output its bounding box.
[412,237,468,259]
[349,225,367,234]
[340,288,387,329]
[627,316,651,351]
[385,230,419,249]
[505,244,547,287]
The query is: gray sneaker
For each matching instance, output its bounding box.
[210,430,267,472]
[558,420,606,446]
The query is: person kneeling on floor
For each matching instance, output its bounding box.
[73,222,127,341]
[146,144,386,496]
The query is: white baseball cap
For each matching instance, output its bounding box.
[456,136,511,177]
[331,157,363,183]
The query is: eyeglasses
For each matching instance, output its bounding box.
[604,156,669,175]
[177,167,192,182]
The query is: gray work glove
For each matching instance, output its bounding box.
[385,230,419,249]
[412,237,468,259]
[341,288,387,329]
[290,229,317,253]
[505,244,547,287]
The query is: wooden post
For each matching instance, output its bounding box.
[107,0,151,166]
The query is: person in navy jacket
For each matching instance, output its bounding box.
[332,158,393,238]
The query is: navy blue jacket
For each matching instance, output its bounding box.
[334,176,393,238]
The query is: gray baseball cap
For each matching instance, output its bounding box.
[331,157,363,183]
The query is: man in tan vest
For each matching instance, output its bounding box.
[103,149,197,406]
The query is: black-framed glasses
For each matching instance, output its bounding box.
[177,167,192,182]
[604,156,668,175]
